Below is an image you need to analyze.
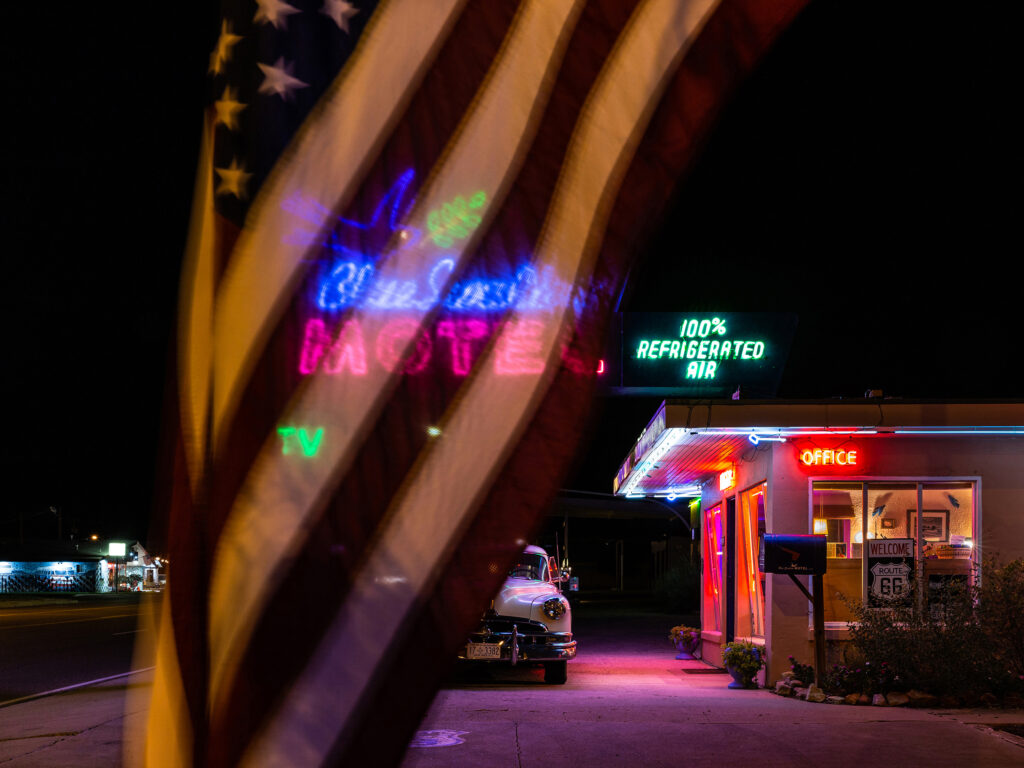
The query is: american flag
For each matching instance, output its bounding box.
[143,0,806,765]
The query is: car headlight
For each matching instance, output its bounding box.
[542,597,568,620]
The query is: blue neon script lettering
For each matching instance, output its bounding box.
[317,258,583,314]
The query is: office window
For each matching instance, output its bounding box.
[735,483,767,638]
[702,503,723,632]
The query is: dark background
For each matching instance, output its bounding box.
[2,2,1020,545]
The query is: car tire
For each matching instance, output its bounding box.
[544,661,567,685]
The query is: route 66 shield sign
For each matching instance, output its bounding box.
[870,561,910,599]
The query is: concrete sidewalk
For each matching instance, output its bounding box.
[402,604,1024,768]
[0,671,150,766]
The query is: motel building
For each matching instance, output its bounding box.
[612,398,1024,684]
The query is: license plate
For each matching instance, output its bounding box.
[466,642,502,659]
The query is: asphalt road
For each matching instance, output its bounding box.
[0,594,152,704]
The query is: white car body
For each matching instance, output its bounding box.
[459,545,576,683]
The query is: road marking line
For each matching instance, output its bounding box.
[0,612,140,630]
[0,667,156,710]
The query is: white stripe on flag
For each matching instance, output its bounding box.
[210,0,468,455]
[241,0,719,764]
[206,0,586,720]
[179,116,217,491]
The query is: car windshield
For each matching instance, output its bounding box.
[507,553,549,581]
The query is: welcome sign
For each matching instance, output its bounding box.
[867,538,915,605]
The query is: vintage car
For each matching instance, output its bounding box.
[459,545,576,684]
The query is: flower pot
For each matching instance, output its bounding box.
[675,637,699,660]
[726,665,756,689]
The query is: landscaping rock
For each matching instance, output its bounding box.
[906,690,939,708]
[826,696,845,705]
[844,694,861,706]
[980,693,999,707]
[872,694,887,706]
[857,694,871,705]
[939,695,960,708]
[794,687,808,699]
[781,671,796,680]
[886,692,910,707]
[774,682,793,697]
[806,685,826,703]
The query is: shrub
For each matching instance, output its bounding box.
[823,663,868,696]
[787,655,814,686]
[976,557,1024,683]
[843,557,1024,699]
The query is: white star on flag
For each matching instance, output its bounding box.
[321,0,359,33]
[214,86,247,131]
[254,0,301,30]
[257,57,310,100]
[209,20,242,75]
[214,158,253,199]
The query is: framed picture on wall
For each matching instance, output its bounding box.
[906,509,949,542]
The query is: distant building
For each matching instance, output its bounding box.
[0,538,164,593]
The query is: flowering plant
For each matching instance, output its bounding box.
[668,625,700,645]
[787,655,815,686]
[723,640,765,685]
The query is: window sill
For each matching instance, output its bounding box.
[810,623,854,641]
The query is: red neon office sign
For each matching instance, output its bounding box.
[799,447,858,467]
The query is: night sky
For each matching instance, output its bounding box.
[3,2,1020,544]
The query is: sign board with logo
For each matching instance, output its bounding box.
[763,534,827,575]
[867,538,914,605]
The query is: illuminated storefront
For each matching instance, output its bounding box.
[614,400,1024,682]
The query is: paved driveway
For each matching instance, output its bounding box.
[402,599,1024,768]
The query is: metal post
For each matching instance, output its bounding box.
[788,573,826,689]
[812,572,826,689]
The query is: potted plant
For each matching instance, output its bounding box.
[668,625,700,659]
[722,640,765,689]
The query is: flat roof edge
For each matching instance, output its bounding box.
[663,400,1024,429]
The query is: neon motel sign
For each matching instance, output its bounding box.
[799,448,858,467]
[291,170,598,380]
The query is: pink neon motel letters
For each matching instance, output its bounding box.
[299,316,559,377]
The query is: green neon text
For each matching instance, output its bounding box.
[427,191,487,248]
[686,360,717,379]
[635,339,764,361]
[277,426,325,457]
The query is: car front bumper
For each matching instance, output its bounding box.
[458,618,576,664]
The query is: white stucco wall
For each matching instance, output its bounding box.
[699,433,1023,683]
